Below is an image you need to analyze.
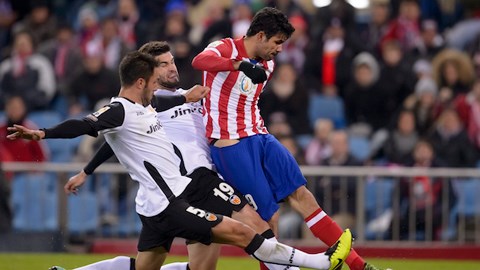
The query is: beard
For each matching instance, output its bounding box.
[160,79,180,89]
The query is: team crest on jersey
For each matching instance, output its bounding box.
[205,212,218,222]
[239,75,255,95]
[229,195,241,205]
[207,40,223,48]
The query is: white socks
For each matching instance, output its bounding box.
[264,237,300,270]
[73,256,188,270]
[160,262,189,270]
[74,256,132,270]
[250,236,330,270]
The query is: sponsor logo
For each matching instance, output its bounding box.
[147,120,162,134]
[88,106,112,121]
[170,106,203,119]
[229,195,241,205]
[205,212,218,222]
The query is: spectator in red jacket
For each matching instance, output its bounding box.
[0,95,49,162]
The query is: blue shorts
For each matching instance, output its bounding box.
[210,134,307,221]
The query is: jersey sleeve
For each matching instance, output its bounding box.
[192,39,236,72]
[84,102,125,136]
[152,94,186,112]
[83,142,115,175]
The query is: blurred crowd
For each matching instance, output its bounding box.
[1,0,480,239]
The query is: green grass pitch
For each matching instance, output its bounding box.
[0,253,479,270]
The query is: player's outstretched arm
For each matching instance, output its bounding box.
[8,119,97,141]
[7,124,45,141]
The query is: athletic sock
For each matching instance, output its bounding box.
[305,208,365,270]
[160,262,189,270]
[260,229,300,270]
[74,256,132,270]
[245,234,330,270]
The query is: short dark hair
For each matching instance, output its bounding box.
[119,51,159,87]
[138,41,171,57]
[246,7,295,39]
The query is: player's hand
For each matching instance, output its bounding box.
[6,124,44,141]
[184,85,210,103]
[65,170,88,195]
[238,61,267,84]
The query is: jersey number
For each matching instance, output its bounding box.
[213,182,235,201]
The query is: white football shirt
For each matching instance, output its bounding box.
[154,89,214,174]
[95,97,192,217]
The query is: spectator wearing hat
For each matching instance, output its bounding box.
[344,52,391,131]
[403,76,439,136]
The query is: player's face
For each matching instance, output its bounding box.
[155,52,180,89]
[257,32,287,61]
[142,67,161,105]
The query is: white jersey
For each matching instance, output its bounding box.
[97,97,192,217]
[154,89,214,174]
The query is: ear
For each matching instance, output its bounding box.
[256,31,266,41]
[135,77,145,89]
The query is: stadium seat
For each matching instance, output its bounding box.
[348,135,371,161]
[68,189,99,234]
[28,111,81,162]
[11,173,58,231]
[308,94,346,129]
[0,111,5,122]
[364,177,395,240]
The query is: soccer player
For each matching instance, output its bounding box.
[8,51,352,270]
[192,7,387,270]
[54,41,308,270]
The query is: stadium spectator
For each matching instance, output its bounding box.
[358,0,392,54]
[85,17,130,71]
[304,17,363,93]
[377,40,416,117]
[316,130,363,229]
[0,0,17,51]
[403,76,439,136]
[382,110,419,165]
[12,0,57,45]
[0,95,49,162]
[453,79,480,150]
[393,139,457,240]
[344,52,390,131]
[0,30,56,111]
[38,24,84,98]
[304,118,334,166]
[67,45,119,112]
[275,14,309,74]
[116,0,139,50]
[427,108,478,167]
[259,62,311,135]
[411,19,445,61]
[432,48,475,98]
[381,0,421,53]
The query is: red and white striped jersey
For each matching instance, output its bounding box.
[195,38,275,139]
